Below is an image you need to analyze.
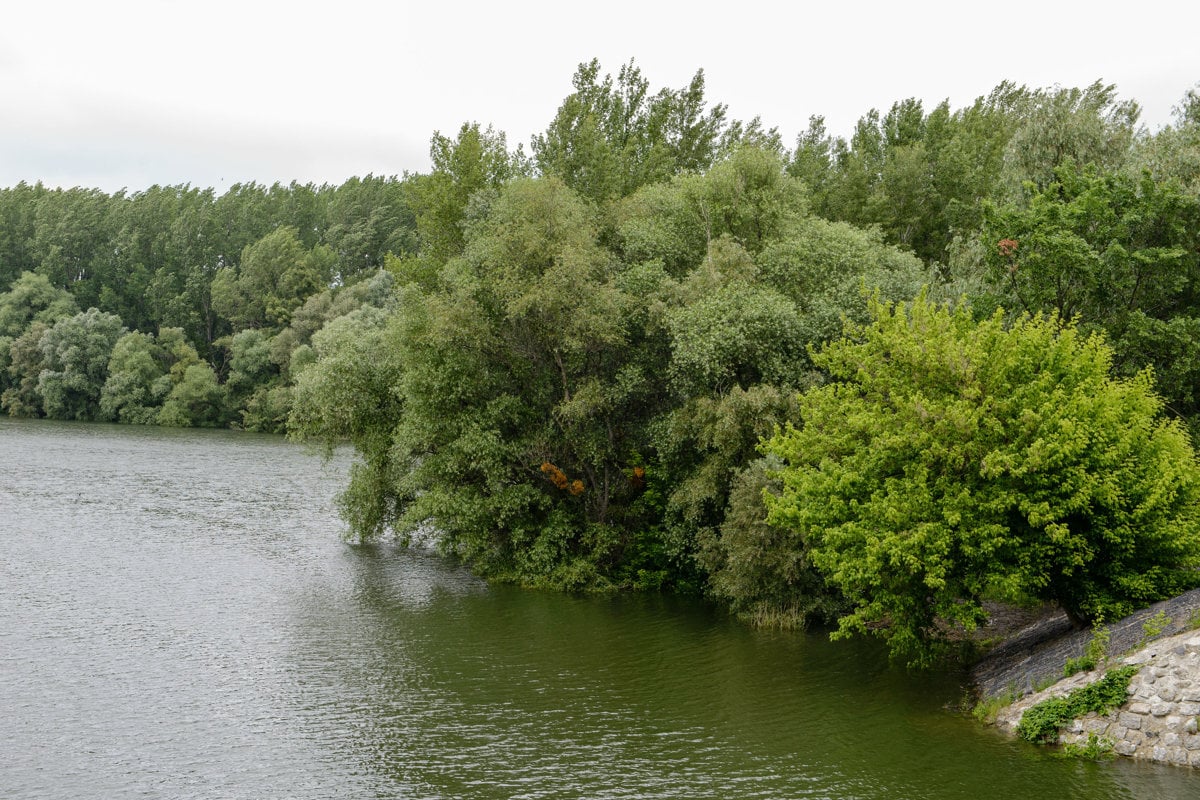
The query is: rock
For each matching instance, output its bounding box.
[1164,732,1182,746]
[1128,702,1151,715]
[1184,636,1200,653]
[1119,712,1143,730]
[1185,734,1200,751]
[1178,703,1200,716]
[1185,718,1199,735]
[1158,686,1179,702]
[1115,740,1138,757]
[1151,700,1174,717]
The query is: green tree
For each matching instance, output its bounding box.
[211,226,327,330]
[37,308,126,420]
[982,162,1200,425]
[411,123,523,262]
[0,271,79,337]
[2,321,50,416]
[764,294,1200,665]
[289,306,404,536]
[100,331,172,423]
[533,59,729,203]
[157,362,227,427]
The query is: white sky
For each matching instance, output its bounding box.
[1,0,1196,194]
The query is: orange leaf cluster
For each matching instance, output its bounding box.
[997,238,1019,258]
[630,465,645,490]
[540,461,569,489]
[541,462,585,495]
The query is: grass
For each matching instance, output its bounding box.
[1141,610,1171,642]
[1060,733,1116,761]
[973,685,1019,724]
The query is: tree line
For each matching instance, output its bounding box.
[4,60,1200,663]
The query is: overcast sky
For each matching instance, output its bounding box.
[2,0,1196,194]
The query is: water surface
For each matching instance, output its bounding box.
[1,419,1194,798]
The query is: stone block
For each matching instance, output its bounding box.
[1158,686,1179,702]
[1115,740,1138,757]
[1164,732,1182,747]
[1119,712,1143,730]
[1183,636,1200,653]
[1186,718,1199,735]
[1185,734,1200,751]
[1178,703,1200,716]
[1108,724,1128,739]
[1190,750,1200,767]
[1151,700,1174,717]
[1169,747,1190,766]
[1153,745,1169,762]
[1128,702,1151,715]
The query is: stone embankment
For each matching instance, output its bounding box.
[992,630,1200,766]
[973,588,1200,768]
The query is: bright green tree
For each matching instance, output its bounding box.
[764,294,1200,665]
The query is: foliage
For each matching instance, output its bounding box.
[288,306,404,538]
[1016,666,1138,744]
[1063,623,1111,677]
[211,226,329,330]
[982,162,1200,426]
[764,294,1200,665]
[2,321,50,416]
[37,308,126,420]
[532,59,730,204]
[1141,610,1171,640]
[972,686,1020,724]
[99,331,171,423]
[698,457,845,628]
[0,271,78,337]
[157,362,227,427]
[1060,733,1116,761]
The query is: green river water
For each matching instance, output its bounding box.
[1,418,1194,799]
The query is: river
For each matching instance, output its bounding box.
[1,418,1194,799]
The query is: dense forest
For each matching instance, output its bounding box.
[6,61,1200,663]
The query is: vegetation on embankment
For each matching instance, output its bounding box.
[5,61,1200,666]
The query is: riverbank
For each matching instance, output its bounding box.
[972,589,1200,767]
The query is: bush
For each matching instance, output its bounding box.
[1017,666,1138,744]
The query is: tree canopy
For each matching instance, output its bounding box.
[763,294,1200,665]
